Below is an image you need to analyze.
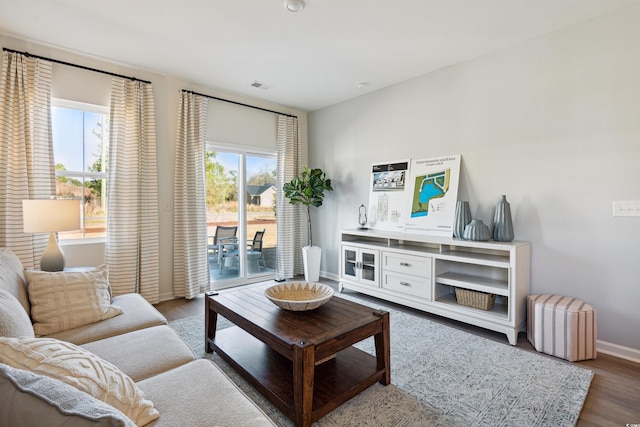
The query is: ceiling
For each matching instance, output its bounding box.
[0,0,637,112]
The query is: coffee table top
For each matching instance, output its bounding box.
[208,283,387,349]
[206,283,391,427]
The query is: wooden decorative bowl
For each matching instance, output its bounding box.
[264,282,334,311]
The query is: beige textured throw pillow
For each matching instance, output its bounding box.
[25,265,123,336]
[0,337,159,426]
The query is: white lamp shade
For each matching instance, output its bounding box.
[22,199,81,233]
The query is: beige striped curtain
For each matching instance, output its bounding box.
[105,77,160,303]
[173,91,209,299]
[0,52,55,269]
[276,115,303,279]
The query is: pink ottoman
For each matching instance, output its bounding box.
[527,294,597,362]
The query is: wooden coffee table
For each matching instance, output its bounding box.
[205,284,390,427]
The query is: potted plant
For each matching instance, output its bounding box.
[283,166,333,282]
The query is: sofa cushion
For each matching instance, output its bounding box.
[81,325,195,382]
[137,359,275,427]
[0,288,34,338]
[46,293,167,345]
[25,265,124,336]
[0,247,30,314]
[0,362,136,427]
[0,337,159,426]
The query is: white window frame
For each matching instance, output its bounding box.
[207,142,277,287]
[52,98,109,242]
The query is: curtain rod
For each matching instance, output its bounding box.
[2,47,151,84]
[182,89,298,118]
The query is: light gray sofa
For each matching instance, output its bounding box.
[0,248,275,427]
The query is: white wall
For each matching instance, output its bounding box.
[309,5,640,351]
[207,101,278,150]
[1,35,307,302]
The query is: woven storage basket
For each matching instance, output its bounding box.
[454,288,496,310]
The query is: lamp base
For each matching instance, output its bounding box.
[40,232,66,272]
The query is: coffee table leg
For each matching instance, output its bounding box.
[205,295,218,353]
[374,311,391,385]
[293,341,315,427]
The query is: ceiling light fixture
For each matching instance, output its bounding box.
[284,0,305,12]
[356,82,368,89]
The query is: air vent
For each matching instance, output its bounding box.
[250,80,273,90]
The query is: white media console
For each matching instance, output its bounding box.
[338,228,531,345]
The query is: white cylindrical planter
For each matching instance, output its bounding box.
[302,246,321,282]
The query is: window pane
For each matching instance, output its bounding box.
[207,151,240,282]
[85,177,107,239]
[52,101,109,240]
[84,111,108,173]
[55,177,83,240]
[52,107,83,172]
[246,155,276,277]
[207,149,277,286]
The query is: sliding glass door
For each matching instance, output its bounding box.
[206,147,276,288]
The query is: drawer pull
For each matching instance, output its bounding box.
[400,281,411,287]
[400,262,410,267]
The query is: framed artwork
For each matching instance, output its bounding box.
[404,155,461,237]
[366,155,461,237]
[367,160,410,231]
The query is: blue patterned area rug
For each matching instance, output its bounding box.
[169,293,593,427]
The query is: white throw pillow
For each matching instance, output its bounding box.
[25,265,123,336]
[0,288,35,338]
[0,337,159,426]
[0,363,136,427]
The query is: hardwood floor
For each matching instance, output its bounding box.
[155,280,640,427]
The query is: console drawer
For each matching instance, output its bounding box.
[382,271,431,299]
[383,251,431,277]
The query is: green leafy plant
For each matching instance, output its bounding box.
[283,166,333,247]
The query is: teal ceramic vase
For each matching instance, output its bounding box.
[493,195,514,242]
[453,201,471,239]
[463,219,491,241]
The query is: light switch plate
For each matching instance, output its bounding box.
[613,201,640,217]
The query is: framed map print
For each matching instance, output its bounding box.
[403,155,461,237]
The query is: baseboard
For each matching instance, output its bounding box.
[597,340,640,364]
[158,291,175,303]
[320,270,340,282]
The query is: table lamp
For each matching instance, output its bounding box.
[22,199,81,271]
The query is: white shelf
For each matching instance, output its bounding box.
[435,272,508,296]
[434,293,509,320]
[435,251,510,268]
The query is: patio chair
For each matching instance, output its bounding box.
[219,229,266,274]
[247,229,266,269]
[208,225,237,264]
